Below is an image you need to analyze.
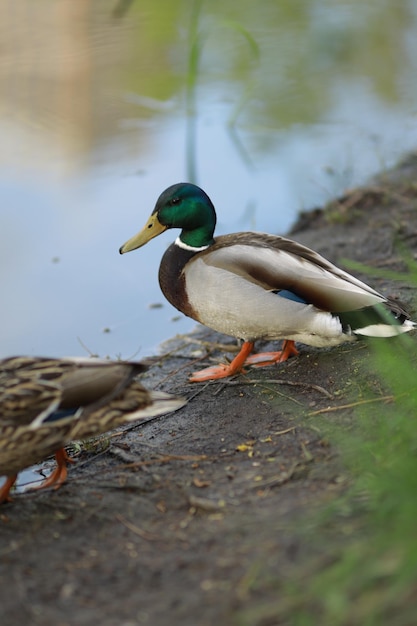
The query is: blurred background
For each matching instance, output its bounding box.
[1,0,417,359]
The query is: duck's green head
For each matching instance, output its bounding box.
[119,183,217,254]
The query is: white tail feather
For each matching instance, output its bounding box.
[354,319,416,338]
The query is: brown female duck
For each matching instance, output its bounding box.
[0,356,185,503]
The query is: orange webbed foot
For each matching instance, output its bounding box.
[31,448,74,492]
[0,475,17,504]
[243,340,299,368]
[189,362,249,382]
[189,341,254,382]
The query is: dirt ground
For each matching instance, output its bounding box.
[1,155,417,626]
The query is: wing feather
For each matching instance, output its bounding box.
[201,233,384,312]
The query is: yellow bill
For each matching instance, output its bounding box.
[119,213,167,254]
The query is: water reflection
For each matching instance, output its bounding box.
[1,0,417,360]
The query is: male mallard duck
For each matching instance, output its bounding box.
[0,356,186,503]
[119,182,415,382]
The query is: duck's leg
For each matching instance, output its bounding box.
[0,448,75,503]
[31,448,74,491]
[189,341,255,382]
[243,340,299,367]
[0,475,17,504]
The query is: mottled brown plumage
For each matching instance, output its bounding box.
[0,356,186,503]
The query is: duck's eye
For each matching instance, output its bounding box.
[170,197,180,205]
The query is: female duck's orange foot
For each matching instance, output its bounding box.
[0,475,17,504]
[0,449,75,504]
[31,448,74,492]
[244,340,299,368]
[189,341,254,382]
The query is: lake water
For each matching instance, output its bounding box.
[1,0,417,361]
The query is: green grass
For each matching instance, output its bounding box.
[238,335,417,626]
[238,263,417,626]
[297,336,417,626]
[292,257,417,625]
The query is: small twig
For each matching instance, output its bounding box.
[254,462,300,489]
[76,336,99,358]
[213,381,233,396]
[116,514,159,541]
[108,445,139,464]
[273,426,296,436]
[118,453,209,470]
[186,382,213,402]
[154,353,212,386]
[308,395,395,416]
[102,407,188,439]
[188,494,226,512]
[255,383,305,405]
[212,378,334,399]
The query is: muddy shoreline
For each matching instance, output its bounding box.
[1,155,416,626]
